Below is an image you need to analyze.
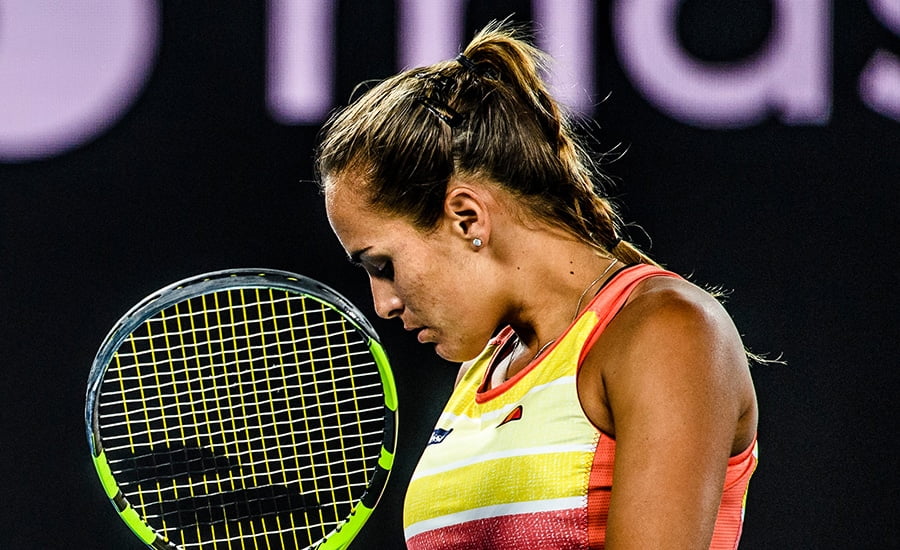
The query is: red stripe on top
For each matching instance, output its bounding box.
[406,507,589,550]
[587,435,616,548]
[711,437,758,550]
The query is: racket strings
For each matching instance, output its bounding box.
[96,288,386,549]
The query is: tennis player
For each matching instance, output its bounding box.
[317,21,759,550]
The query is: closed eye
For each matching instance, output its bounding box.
[348,250,394,281]
[365,258,394,280]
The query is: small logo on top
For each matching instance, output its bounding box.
[428,427,453,445]
[497,404,523,428]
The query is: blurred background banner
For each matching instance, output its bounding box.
[1,1,896,548]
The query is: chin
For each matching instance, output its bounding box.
[433,341,485,364]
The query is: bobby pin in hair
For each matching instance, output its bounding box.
[455,53,497,79]
[455,53,480,73]
[414,95,465,127]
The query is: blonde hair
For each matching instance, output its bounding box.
[316,21,656,266]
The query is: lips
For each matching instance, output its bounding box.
[403,317,431,343]
[405,324,429,343]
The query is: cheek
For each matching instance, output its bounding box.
[402,280,442,320]
[436,301,499,361]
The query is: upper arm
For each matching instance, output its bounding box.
[598,283,752,549]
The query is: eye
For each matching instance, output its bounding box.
[360,256,394,281]
[370,259,394,280]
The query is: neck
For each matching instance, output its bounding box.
[491,224,620,372]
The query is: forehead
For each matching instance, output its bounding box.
[325,176,416,252]
[324,174,360,216]
[324,175,381,227]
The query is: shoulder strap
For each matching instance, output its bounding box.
[578,264,681,365]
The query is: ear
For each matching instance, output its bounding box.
[443,183,491,247]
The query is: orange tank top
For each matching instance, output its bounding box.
[404,264,758,549]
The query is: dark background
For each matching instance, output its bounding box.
[1,2,897,548]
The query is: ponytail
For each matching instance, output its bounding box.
[316,20,658,267]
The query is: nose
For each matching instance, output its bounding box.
[370,277,403,319]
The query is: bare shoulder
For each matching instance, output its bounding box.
[617,275,746,362]
[580,274,758,454]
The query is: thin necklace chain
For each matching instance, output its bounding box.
[511,257,620,367]
[572,258,619,321]
[529,338,555,362]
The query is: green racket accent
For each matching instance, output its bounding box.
[379,447,395,470]
[368,340,398,411]
[92,451,158,545]
[85,269,398,550]
[120,507,159,545]
[92,450,118,499]
[318,502,376,550]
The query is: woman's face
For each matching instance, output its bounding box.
[325,178,501,362]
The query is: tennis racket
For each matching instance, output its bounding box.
[85,268,397,549]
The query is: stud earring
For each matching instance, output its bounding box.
[472,238,483,247]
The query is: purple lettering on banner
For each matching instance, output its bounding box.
[267,0,597,124]
[868,0,900,28]
[612,0,832,128]
[397,0,466,69]
[266,0,336,124]
[397,0,595,115]
[859,0,900,121]
[533,0,595,115]
[0,0,159,163]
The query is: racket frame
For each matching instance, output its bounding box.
[85,269,398,549]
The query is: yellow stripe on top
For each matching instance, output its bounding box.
[405,448,595,527]
[409,377,591,479]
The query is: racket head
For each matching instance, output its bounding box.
[85,269,397,549]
